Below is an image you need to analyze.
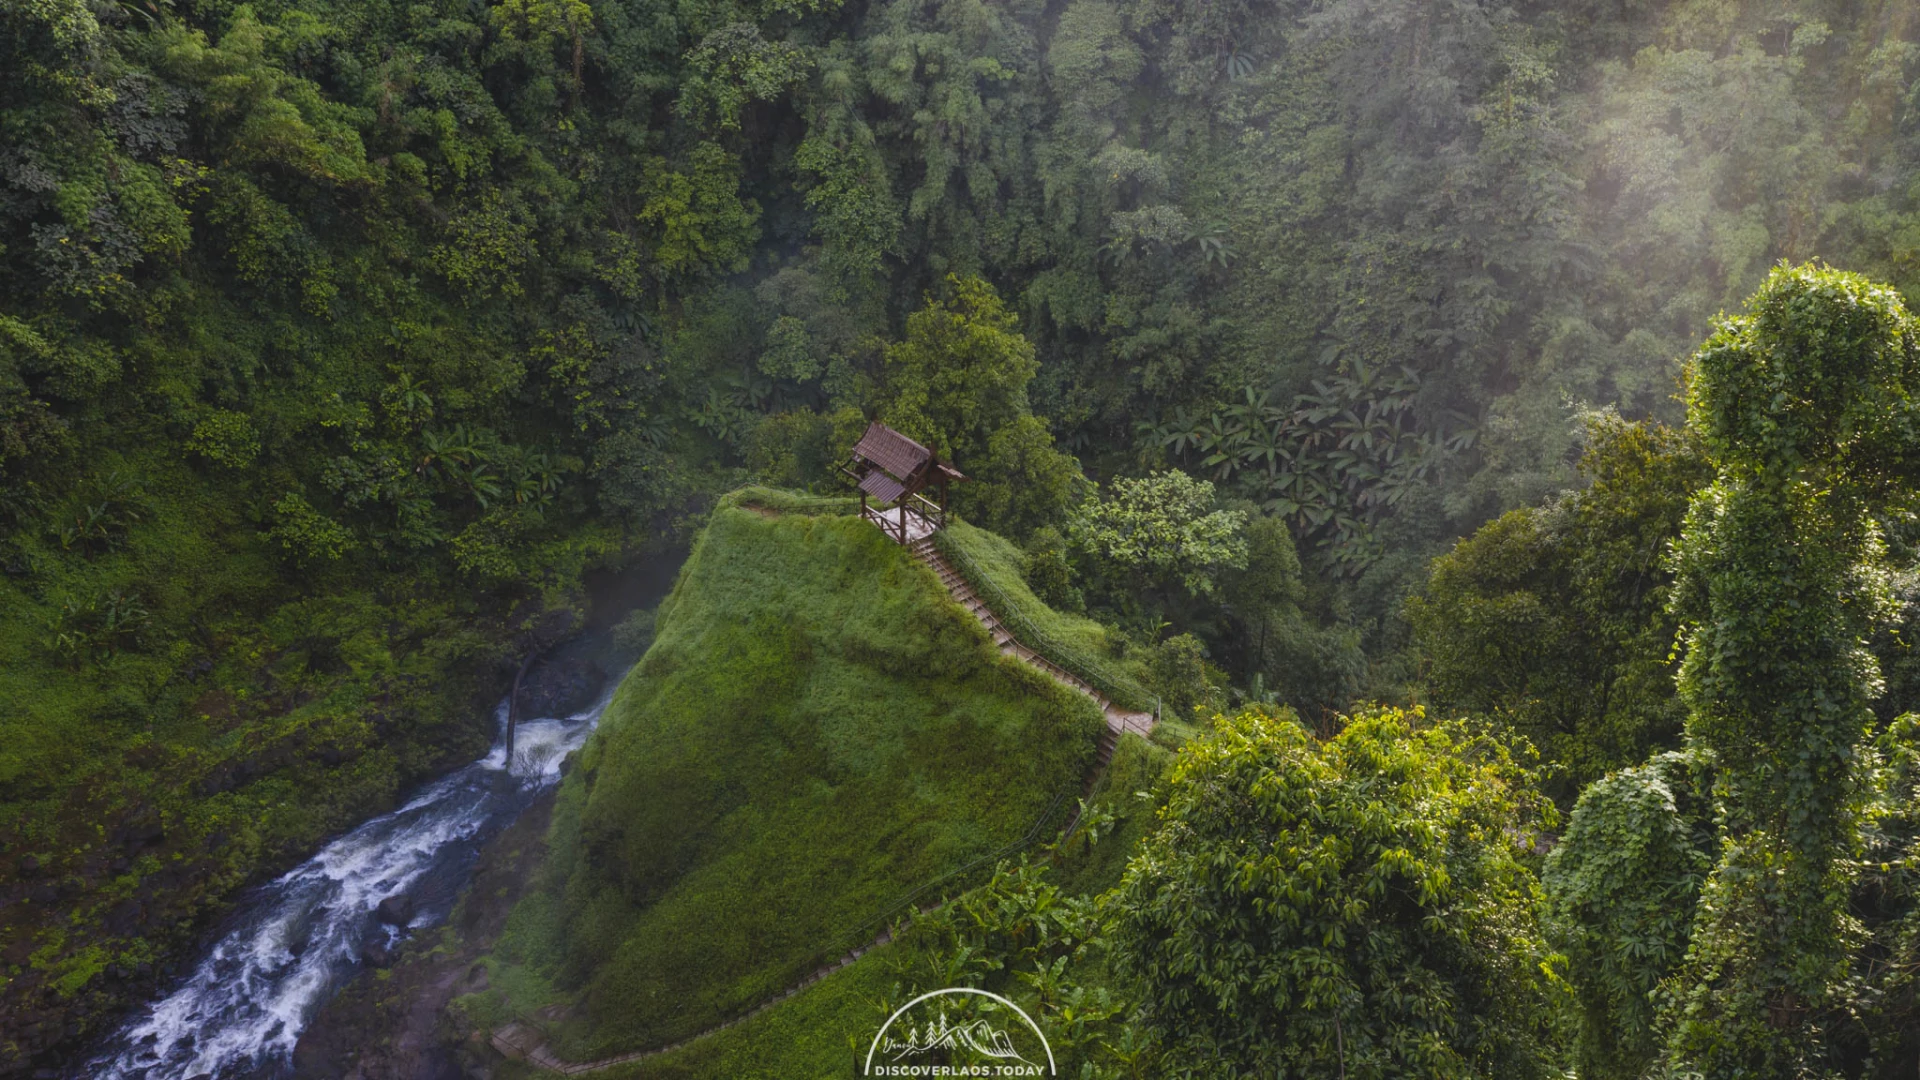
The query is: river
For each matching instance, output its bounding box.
[79,686,614,1080]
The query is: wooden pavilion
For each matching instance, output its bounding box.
[842,421,965,544]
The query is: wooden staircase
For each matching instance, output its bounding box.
[907,536,1155,789]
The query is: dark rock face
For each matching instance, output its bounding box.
[375,894,415,927]
[518,657,605,719]
[359,943,392,969]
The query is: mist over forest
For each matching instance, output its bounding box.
[4,0,1920,1077]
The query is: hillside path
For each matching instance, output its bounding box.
[493,527,1154,1074]
[906,536,1156,780]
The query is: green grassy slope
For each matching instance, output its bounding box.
[481,499,1102,1058]
[471,734,1176,1080]
[937,521,1154,709]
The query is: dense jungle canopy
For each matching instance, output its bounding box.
[6,0,1920,1074]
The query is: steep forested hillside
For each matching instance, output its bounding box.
[5,0,1920,1072]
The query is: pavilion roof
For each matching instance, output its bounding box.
[851,422,934,481]
[858,470,908,503]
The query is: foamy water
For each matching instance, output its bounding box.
[83,686,614,1080]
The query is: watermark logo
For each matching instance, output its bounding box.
[864,988,1055,1077]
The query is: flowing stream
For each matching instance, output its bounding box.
[81,683,620,1080]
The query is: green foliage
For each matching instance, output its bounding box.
[1215,514,1366,719]
[634,144,761,284]
[489,504,1101,1057]
[1021,525,1083,612]
[884,276,1038,463]
[677,24,811,132]
[1407,413,1711,794]
[1141,632,1221,721]
[1543,751,1713,1080]
[744,409,838,490]
[934,518,1154,711]
[42,588,151,668]
[431,192,537,301]
[897,860,1142,1073]
[1111,705,1564,1079]
[267,492,355,565]
[1652,263,1920,1075]
[969,413,1085,540]
[1067,470,1247,596]
[1050,731,1170,897]
[186,409,261,469]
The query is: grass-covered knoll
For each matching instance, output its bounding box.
[937,520,1154,709]
[483,501,1101,1057]
[476,735,1175,1080]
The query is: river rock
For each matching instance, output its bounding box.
[375,894,415,926]
[519,657,605,719]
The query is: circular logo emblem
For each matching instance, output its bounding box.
[864,987,1055,1077]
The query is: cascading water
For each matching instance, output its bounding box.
[82,683,618,1080]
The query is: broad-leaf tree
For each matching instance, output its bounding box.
[1111,705,1564,1079]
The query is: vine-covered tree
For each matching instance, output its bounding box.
[1549,263,1920,1076]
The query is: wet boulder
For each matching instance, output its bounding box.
[375,894,415,927]
[519,657,605,719]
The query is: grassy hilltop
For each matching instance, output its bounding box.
[471,492,1103,1058]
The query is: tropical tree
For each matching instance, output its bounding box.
[1549,263,1920,1075]
[884,277,1082,536]
[1111,705,1564,1079]
[1066,470,1247,599]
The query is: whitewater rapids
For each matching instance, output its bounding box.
[82,683,616,1080]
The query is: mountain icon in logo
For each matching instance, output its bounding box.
[882,1011,1033,1064]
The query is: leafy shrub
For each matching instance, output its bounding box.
[1112,705,1565,1079]
[1068,470,1247,597]
[1020,525,1082,611]
[267,492,354,565]
[42,589,150,667]
[1142,632,1220,720]
[186,409,260,468]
